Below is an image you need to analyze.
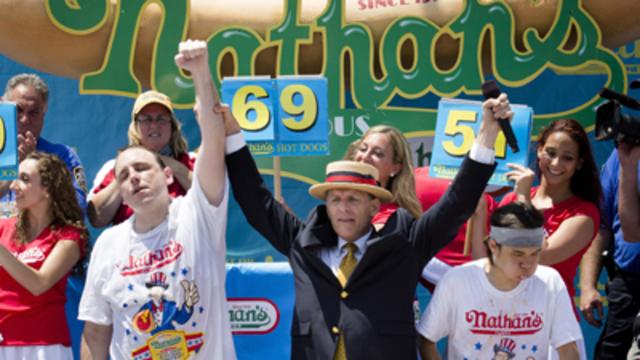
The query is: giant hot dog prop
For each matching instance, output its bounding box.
[0,0,638,91]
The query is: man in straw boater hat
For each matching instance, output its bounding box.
[220,92,512,359]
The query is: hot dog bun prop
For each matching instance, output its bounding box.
[0,0,638,89]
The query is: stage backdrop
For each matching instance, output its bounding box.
[1,0,640,358]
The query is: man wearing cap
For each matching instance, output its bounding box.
[222,93,512,359]
[0,73,87,215]
[79,40,236,359]
[87,89,194,227]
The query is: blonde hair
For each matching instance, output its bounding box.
[16,152,88,247]
[127,113,188,157]
[345,125,422,219]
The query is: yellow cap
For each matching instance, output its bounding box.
[132,90,175,122]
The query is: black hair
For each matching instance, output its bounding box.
[484,202,544,264]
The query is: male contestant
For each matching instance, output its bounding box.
[79,40,236,359]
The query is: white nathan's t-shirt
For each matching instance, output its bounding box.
[79,176,236,360]
[417,259,582,360]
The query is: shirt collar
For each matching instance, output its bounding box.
[338,228,372,255]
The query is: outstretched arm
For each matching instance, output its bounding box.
[174,39,225,206]
[0,239,80,296]
[538,214,595,265]
[579,230,609,327]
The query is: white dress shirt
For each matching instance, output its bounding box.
[319,229,372,277]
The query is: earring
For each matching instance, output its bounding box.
[390,173,395,178]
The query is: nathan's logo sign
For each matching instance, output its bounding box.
[228,298,280,335]
[465,310,544,336]
[44,0,625,118]
[119,239,184,276]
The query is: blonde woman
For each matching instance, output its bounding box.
[88,91,194,227]
[346,125,422,224]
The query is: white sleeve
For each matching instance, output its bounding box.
[180,171,229,255]
[549,273,583,349]
[416,270,454,342]
[469,142,495,165]
[78,234,113,325]
[87,159,115,201]
[225,132,245,154]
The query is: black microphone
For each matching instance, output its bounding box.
[481,80,519,153]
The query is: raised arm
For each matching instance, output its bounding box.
[504,161,597,265]
[174,39,225,205]
[470,194,491,259]
[220,106,304,255]
[617,143,640,242]
[411,94,507,263]
[505,163,535,204]
[0,238,80,296]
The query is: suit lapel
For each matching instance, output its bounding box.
[298,212,342,287]
[346,230,406,287]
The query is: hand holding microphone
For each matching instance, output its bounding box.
[481,80,518,153]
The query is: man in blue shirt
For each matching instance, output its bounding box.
[0,73,87,213]
[580,144,640,359]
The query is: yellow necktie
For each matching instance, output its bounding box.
[334,243,358,360]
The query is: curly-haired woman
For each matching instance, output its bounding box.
[0,152,87,359]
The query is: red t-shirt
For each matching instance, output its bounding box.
[93,152,195,225]
[500,188,600,302]
[0,218,85,346]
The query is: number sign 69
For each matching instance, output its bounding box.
[231,83,318,133]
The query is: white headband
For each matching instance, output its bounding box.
[490,226,545,248]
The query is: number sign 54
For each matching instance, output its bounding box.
[442,110,508,159]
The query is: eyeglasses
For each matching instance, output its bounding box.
[135,114,172,126]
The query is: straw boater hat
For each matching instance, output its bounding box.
[131,90,175,122]
[309,161,392,202]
